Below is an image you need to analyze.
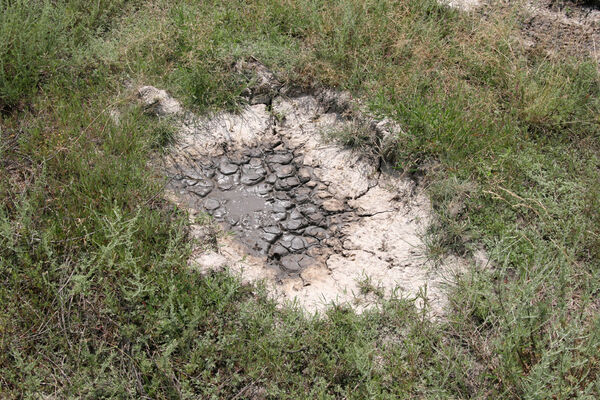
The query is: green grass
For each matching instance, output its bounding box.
[1,0,600,398]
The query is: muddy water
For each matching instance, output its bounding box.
[169,142,353,275]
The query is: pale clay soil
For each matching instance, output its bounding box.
[138,62,481,316]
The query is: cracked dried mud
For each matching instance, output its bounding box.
[141,64,466,315]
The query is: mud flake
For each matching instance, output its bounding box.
[274,164,295,178]
[204,198,220,210]
[268,153,294,164]
[298,167,312,183]
[322,199,344,213]
[240,170,264,185]
[219,160,239,175]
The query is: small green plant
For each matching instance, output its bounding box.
[357,275,385,298]
[150,117,177,149]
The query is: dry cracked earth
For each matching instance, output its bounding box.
[139,63,467,315]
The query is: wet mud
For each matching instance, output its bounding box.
[168,141,357,276]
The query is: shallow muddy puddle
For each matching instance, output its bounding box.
[168,142,355,277]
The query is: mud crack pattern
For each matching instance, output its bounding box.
[168,141,354,275]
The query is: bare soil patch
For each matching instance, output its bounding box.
[140,63,468,315]
[521,0,600,60]
[447,0,600,60]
